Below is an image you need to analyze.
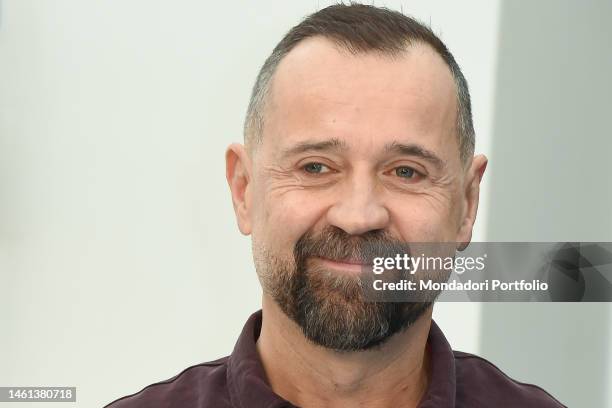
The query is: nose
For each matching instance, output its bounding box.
[326,175,390,236]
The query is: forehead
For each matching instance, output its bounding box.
[263,36,459,160]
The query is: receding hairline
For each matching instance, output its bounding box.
[247,36,458,145]
[243,4,475,164]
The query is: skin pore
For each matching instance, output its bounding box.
[226,37,487,407]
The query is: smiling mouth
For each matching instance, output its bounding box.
[312,257,372,274]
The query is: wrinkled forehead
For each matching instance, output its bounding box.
[261,36,460,164]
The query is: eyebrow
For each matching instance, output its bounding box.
[281,138,445,170]
[385,142,446,170]
[282,138,349,156]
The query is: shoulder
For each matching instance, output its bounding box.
[453,351,566,408]
[104,356,231,408]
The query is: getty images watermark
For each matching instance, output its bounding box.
[360,242,612,302]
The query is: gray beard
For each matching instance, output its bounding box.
[255,226,434,352]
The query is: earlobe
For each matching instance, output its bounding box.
[225,143,253,235]
[456,154,488,250]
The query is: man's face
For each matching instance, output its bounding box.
[228,37,483,350]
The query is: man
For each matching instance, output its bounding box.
[107,4,565,407]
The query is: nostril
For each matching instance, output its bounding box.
[325,188,390,236]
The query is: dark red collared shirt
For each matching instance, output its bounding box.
[105,310,565,407]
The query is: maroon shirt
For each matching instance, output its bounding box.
[105,310,565,407]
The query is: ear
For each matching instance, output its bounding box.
[456,154,488,250]
[225,143,253,235]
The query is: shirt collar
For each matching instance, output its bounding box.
[227,310,456,408]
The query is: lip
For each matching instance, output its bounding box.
[312,257,372,274]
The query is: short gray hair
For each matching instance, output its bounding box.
[244,3,475,164]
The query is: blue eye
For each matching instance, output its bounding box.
[395,166,416,178]
[303,162,330,174]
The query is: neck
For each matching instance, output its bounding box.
[256,295,432,408]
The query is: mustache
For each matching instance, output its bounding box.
[294,226,411,264]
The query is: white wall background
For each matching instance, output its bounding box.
[1,1,607,407]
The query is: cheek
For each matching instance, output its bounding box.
[252,188,329,256]
[389,194,459,241]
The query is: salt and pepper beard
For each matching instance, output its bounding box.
[255,226,436,352]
